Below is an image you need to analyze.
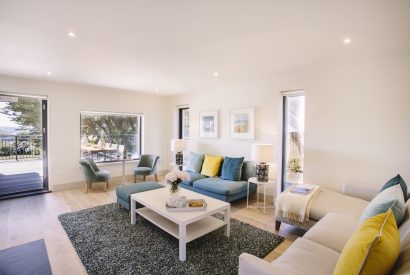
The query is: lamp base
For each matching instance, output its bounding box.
[256,163,269,182]
[175,152,183,165]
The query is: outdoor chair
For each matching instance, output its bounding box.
[79,158,111,193]
[134,155,160,182]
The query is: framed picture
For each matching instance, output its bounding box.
[230,108,255,139]
[199,111,218,138]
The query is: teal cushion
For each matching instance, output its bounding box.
[134,167,153,176]
[193,177,248,195]
[181,170,207,186]
[186,152,205,173]
[116,182,164,201]
[241,161,256,181]
[380,174,408,200]
[95,170,110,181]
[360,184,406,226]
[221,157,244,181]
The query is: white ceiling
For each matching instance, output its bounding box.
[0,0,409,95]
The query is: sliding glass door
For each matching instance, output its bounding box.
[0,94,48,198]
[281,92,305,191]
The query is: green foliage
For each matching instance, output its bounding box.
[0,98,42,134]
[288,158,303,173]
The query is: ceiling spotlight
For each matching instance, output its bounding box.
[343,38,351,44]
[155,88,159,92]
[46,72,51,76]
[67,32,77,38]
[213,72,219,77]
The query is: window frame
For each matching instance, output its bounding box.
[79,110,143,163]
[178,107,190,140]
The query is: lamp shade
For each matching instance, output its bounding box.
[251,144,274,163]
[171,139,187,152]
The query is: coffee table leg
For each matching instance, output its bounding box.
[224,208,230,237]
[130,197,136,224]
[179,224,186,261]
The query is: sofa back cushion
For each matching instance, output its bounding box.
[221,157,244,181]
[201,155,223,177]
[380,174,408,201]
[360,184,406,226]
[186,152,205,173]
[241,161,255,181]
[334,209,400,275]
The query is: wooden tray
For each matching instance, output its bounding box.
[166,199,207,212]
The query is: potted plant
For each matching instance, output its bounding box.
[287,158,303,184]
[165,170,189,199]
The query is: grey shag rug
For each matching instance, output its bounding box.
[58,203,284,275]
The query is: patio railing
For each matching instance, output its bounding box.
[0,135,43,161]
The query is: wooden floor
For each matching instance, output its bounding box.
[0,176,304,274]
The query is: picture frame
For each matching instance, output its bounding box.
[199,111,218,138]
[230,108,255,139]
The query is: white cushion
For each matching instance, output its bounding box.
[303,213,359,253]
[268,238,340,275]
[310,189,369,220]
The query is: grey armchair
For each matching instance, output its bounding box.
[79,158,111,193]
[134,155,160,182]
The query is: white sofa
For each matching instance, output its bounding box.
[239,183,410,275]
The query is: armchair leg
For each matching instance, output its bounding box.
[143,175,146,181]
[154,174,158,182]
[134,174,136,183]
[105,181,109,192]
[275,221,281,231]
[85,182,90,194]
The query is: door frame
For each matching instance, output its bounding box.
[0,92,50,200]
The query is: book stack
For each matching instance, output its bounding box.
[291,184,314,195]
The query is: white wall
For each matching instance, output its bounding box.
[0,75,170,190]
[168,51,410,193]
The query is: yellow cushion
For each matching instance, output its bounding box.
[333,209,400,275]
[200,155,223,177]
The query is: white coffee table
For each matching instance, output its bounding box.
[130,188,230,261]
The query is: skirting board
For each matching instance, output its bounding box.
[51,169,168,192]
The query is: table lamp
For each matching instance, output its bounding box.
[171,139,187,165]
[251,144,274,182]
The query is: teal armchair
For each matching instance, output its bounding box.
[134,155,160,182]
[79,158,111,193]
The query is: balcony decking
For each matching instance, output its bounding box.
[0,159,43,195]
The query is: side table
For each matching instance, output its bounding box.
[247,176,275,213]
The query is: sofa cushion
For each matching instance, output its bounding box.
[334,209,400,275]
[221,157,244,181]
[360,184,406,226]
[241,161,255,181]
[269,238,340,275]
[380,174,408,201]
[181,171,207,186]
[201,155,223,177]
[303,213,359,253]
[193,177,248,196]
[186,152,205,173]
[393,243,410,274]
[309,189,369,221]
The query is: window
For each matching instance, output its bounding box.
[281,92,305,191]
[178,107,189,139]
[80,111,142,163]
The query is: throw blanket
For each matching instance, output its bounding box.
[275,184,320,224]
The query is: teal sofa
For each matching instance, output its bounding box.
[180,159,257,202]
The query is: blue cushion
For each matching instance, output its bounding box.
[221,157,244,181]
[181,170,207,186]
[116,182,164,202]
[134,167,153,176]
[186,152,205,173]
[241,161,256,181]
[360,184,406,226]
[380,174,408,200]
[95,170,110,181]
[193,177,249,196]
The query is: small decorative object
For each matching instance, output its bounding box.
[165,170,189,206]
[231,108,255,139]
[171,139,187,165]
[199,111,218,138]
[251,144,274,182]
[123,147,127,160]
[287,157,303,184]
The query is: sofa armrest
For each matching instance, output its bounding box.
[239,253,283,275]
[342,182,380,201]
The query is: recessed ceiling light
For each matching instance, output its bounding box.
[213,72,219,77]
[155,88,159,92]
[67,32,77,38]
[343,38,351,44]
[46,72,51,76]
